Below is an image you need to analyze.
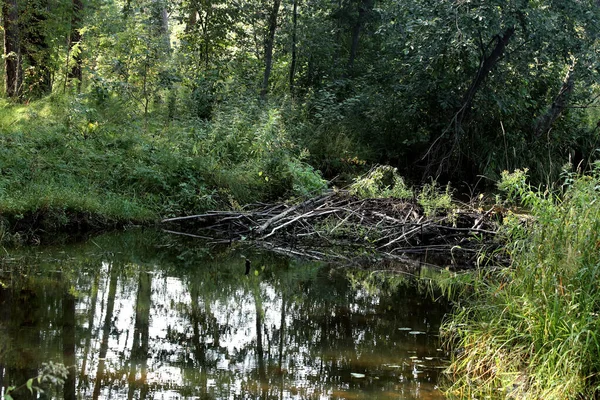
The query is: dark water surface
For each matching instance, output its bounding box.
[0,229,449,399]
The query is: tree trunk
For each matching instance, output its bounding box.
[67,0,84,90]
[186,3,198,33]
[534,64,576,137]
[22,0,52,96]
[289,0,298,95]
[457,26,515,126]
[2,0,22,98]
[347,0,372,73]
[260,0,281,100]
[154,0,170,51]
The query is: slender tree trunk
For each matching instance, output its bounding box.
[153,0,170,51]
[2,0,22,98]
[67,0,84,91]
[186,3,198,33]
[260,0,282,100]
[347,0,372,73]
[457,26,515,126]
[22,0,52,95]
[289,0,298,95]
[332,0,342,74]
[534,64,576,137]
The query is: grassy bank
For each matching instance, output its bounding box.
[0,95,326,243]
[441,167,600,399]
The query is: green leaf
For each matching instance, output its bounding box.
[26,378,34,394]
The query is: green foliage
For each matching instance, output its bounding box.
[442,167,600,399]
[417,181,453,217]
[4,362,68,399]
[0,92,327,241]
[349,165,412,199]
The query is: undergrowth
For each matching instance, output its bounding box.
[0,94,326,242]
[441,167,600,399]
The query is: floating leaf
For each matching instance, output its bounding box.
[350,373,365,378]
[409,331,425,335]
[398,327,412,331]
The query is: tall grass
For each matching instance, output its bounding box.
[442,167,600,399]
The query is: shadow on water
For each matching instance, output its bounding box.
[0,228,450,399]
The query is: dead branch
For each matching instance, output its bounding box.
[161,190,505,267]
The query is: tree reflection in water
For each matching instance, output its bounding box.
[0,230,449,400]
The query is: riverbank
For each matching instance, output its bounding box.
[441,168,600,399]
[0,96,326,244]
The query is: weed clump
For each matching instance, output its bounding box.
[349,165,413,199]
[417,181,452,217]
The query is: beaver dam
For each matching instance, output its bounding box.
[162,190,506,268]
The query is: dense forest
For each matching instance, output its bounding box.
[3,0,600,186]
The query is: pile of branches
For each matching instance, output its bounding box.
[162,191,504,267]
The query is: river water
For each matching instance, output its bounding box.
[0,229,449,399]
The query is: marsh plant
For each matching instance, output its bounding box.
[442,167,600,399]
[4,362,68,400]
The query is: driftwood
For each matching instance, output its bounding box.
[161,190,505,267]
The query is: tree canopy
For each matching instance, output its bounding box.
[2,0,600,184]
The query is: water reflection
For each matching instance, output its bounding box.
[0,230,448,399]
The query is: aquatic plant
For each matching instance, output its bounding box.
[4,362,69,400]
